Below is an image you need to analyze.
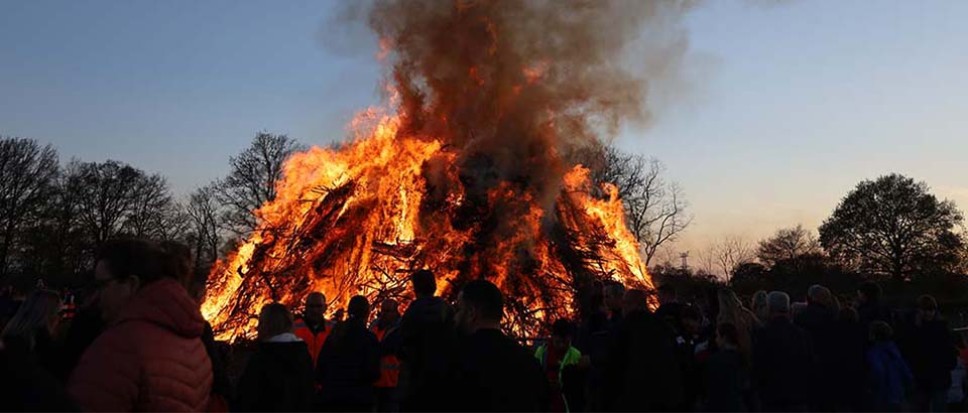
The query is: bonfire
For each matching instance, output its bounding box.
[201,0,687,340]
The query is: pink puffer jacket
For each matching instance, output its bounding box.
[69,278,213,412]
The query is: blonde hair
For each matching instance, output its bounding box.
[2,290,61,350]
[257,303,293,340]
[717,289,744,324]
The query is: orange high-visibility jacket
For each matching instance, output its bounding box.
[293,318,331,366]
[371,324,400,388]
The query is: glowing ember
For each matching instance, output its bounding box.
[202,0,683,340]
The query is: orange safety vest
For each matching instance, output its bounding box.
[293,318,331,367]
[371,324,400,388]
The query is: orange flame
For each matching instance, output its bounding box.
[202,1,659,341]
[201,113,654,340]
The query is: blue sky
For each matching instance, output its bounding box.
[2,1,966,255]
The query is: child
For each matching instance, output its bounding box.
[535,319,583,412]
[867,320,913,411]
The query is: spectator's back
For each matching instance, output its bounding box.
[397,270,458,412]
[753,291,813,411]
[602,289,684,412]
[235,303,314,412]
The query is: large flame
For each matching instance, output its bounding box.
[201,0,687,340]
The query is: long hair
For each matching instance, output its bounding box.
[2,290,61,350]
[716,288,754,363]
[717,289,745,324]
[257,303,293,341]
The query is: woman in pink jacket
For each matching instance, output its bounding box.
[69,239,213,412]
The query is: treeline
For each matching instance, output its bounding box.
[654,174,968,309]
[0,133,303,289]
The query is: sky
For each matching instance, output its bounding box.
[2,1,966,259]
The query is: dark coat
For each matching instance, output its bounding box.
[55,304,103,381]
[794,302,838,408]
[858,301,894,329]
[704,347,748,412]
[202,322,233,403]
[317,317,381,410]
[752,316,814,411]
[601,309,684,412]
[396,296,457,412]
[830,318,868,410]
[236,337,314,412]
[902,318,957,391]
[452,328,550,412]
[0,337,78,411]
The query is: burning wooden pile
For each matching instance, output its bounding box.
[201,0,683,340]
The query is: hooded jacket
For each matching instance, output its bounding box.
[69,278,213,412]
[235,333,314,412]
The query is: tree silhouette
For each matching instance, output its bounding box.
[756,224,822,269]
[819,173,964,282]
[0,137,59,277]
[216,132,305,236]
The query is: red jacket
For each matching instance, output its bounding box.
[69,278,213,412]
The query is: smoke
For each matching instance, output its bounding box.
[357,0,696,196]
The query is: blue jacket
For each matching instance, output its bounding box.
[867,341,913,406]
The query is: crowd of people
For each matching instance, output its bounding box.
[0,238,966,412]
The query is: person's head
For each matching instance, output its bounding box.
[347,295,370,320]
[412,269,436,298]
[681,305,702,336]
[603,281,626,313]
[1,290,62,349]
[456,280,504,333]
[159,240,193,288]
[751,290,769,319]
[550,319,574,349]
[767,291,791,318]
[858,281,882,304]
[657,284,677,305]
[379,298,400,320]
[303,292,327,325]
[917,295,939,322]
[806,284,832,306]
[622,289,649,314]
[94,239,168,322]
[716,322,739,349]
[839,306,860,324]
[870,320,893,343]
[257,303,293,341]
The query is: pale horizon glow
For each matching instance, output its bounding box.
[1,1,966,261]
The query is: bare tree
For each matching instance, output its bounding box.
[756,224,822,268]
[699,235,756,282]
[67,160,180,246]
[0,137,59,277]
[186,184,223,271]
[216,132,305,236]
[587,145,691,266]
[124,173,176,239]
[155,201,191,243]
[67,160,140,244]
